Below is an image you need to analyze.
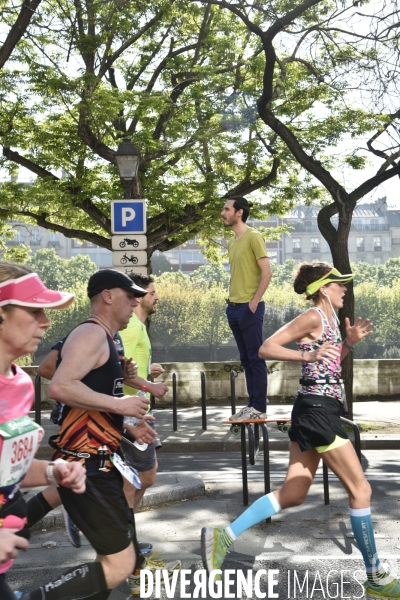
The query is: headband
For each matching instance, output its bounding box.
[306,267,354,297]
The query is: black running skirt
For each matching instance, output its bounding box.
[289,394,348,452]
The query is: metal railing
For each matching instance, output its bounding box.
[200,371,207,430]
[234,416,361,514]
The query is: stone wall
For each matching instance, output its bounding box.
[27,359,400,409]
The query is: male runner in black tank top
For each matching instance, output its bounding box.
[22,271,151,600]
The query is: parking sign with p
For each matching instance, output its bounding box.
[111,200,146,234]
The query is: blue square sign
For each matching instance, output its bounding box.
[111,200,146,234]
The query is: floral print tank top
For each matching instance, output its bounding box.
[297,307,343,402]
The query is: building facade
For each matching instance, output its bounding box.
[4,199,400,271]
[282,200,398,265]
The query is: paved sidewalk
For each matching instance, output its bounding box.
[34,400,400,459]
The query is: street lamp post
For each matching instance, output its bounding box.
[112,137,147,275]
[115,138,140,199]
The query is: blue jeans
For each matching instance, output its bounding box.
[226,301,267,412]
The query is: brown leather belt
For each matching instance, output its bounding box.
[225,299,246,306]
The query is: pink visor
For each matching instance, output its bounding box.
[0,273,74,309]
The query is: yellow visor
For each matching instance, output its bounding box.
[306,267,354,296]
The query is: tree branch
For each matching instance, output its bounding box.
[0,0,43,69]
[0,207,111,249]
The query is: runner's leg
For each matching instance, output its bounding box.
[202,442,320,576]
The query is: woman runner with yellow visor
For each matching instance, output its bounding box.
[201,261,400,600]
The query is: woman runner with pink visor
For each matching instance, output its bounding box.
[0,262,85,600]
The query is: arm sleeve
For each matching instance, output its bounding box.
[251,232,268,261]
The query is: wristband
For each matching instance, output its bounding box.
[343,339,354,352]
[46,458,67,486]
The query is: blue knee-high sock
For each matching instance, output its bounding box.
[349,507,382,575]
[227,492,282,540]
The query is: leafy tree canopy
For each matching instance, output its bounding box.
[0,0,285,260]
[150,252,174,276]
[3,0,400,273]
[27,248,97,291]
[190,263,230,289]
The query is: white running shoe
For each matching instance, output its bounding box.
[229,406,251,421]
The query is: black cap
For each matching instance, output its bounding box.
[87,270,147,299]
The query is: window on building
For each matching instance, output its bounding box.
[292,238,301,253]
[373,236,382,251]
[311,238,319,253]
[356,237,364,252]
[374,257,382,265]
[48,232,60,248]
[30,228,41,246]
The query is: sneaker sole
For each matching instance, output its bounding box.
[201,527,213,576]
[128,560,182,596]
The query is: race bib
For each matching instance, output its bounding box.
[0,416,44,493]
[110,453,142,489]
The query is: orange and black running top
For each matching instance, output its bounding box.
[51,320,124,469]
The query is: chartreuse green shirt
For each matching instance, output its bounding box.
[228,228,268,303]
[120,312,151,396]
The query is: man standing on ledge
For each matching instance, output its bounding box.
[222,196,272,420]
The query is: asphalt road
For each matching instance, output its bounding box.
[7,450,400,599]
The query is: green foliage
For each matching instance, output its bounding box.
[190,285,232,360]
[22,250,96,353]
[151,275,196,356]
[149,259,400,361]
[40,282,91,352]
[27,248,97,291]
[353,281,400,358]
[190,263,230,289]
[2,243,31,263]
[351,258,400,288]
[15,355,33,367]
[150,253,174,276]
[263,302,303,347]
[0,0,285,255]
[3,0,398,266]
[270,259,298,286]
[382,346,400,359]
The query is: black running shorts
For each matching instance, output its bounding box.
[289,393,348,452]
[58,467,133,555]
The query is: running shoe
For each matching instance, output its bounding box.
[201,527,233,579]
[127,552,181,596]
[229,407,267,421]
[138,541,152,554]
[246,408,267,420]
[229,406,250,421]
[364,577,400,599]
[61,506,81,548]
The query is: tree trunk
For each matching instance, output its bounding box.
[318,199,355,419]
